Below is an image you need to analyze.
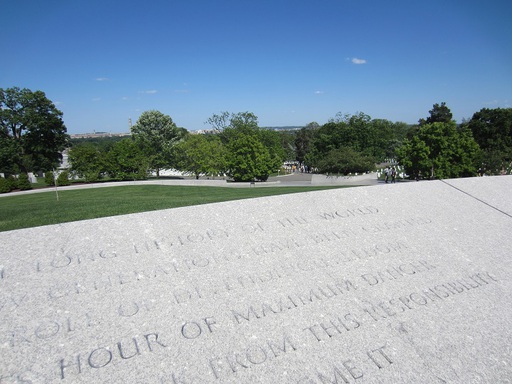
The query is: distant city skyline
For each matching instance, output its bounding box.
[2,0,511,134]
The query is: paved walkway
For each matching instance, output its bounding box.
[268,172,380,186]
[0,172,381,197]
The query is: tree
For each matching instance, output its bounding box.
[295,122,318,164]
[277,130,296,162]
[466,108,512,174]
[206,112,283,182]
[225,132,273,182]
[206,111,258,133]
[419,102,453,125]
[316,147,375,175]
[257,128,286,178]
[175,135,226,179]
[306,112,387,169]
[105,139,149,180]
[68,143,106,182]
[131,110,183,177]
[397,121,480,179]
[369,119,411,159]
[0,87,69,174]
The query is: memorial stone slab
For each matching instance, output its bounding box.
[443,175,512,216]
[27,173,38,184]
[1,176,511,383]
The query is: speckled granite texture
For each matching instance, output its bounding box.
[1,176,511,383]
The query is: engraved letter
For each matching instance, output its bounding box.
[118,337,141,359]
[60,354,82,379]
[367,345,393,369]
[88,347,113,369]
[145,333,168,351]
[267,335,297,357]
[181,321,202,339]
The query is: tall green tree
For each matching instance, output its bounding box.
[206,111,258,133]
[295,122,319,164]
[306,112,401,170]
[0,87,69,174]
[131,110,183,177]
[419,102,453,125]
[206,112,283,181]
[466,108,512,173]
[104,138,149,180]
[397,121,480,179]
[68,143,106,182]
[257,128,286,177]
[175,135,226,179]
[277,130,296,162]
[225,132,273,182]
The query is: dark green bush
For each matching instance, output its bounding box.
[17,173,33,191]
[0,178,10,193]
[6,175,17,190]
[45,171,55,186]
[57,171,71,186]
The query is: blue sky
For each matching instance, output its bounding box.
[2,0,511,134]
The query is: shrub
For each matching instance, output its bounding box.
[0,177,10,193]
[45,171,55,186]
[17,173,33,191]
[6,175,17,191]
[57,171,71,186]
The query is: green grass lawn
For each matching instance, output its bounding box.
[0,185,349,232]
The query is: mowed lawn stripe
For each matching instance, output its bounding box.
[0,185,349,232]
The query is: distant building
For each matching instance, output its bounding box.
[70,132,131,139]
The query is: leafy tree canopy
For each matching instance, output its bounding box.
[0,87,69,174]
[206,112,284,182]
[295,122,319,164]
[68,143,105,182]
[419,102,453,125]
[464,107,512,174]
[175,135,226,179]
[397,121,480,179]
[104,138,149,180]
[306,112,407,168]
[206,111,258,133]
[315,147,375,175]
[131,110,184,176]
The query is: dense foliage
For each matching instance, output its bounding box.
[464,108,512,174]
[131,110,185,176]
[0,87,69,174]
[204,112,285,181]
[4,85,511,190]
[397,122,480,179]
[175,134,226,179]
[68,104,510,183]
[305,112,409,174]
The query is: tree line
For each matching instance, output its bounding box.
[1,86,512,192]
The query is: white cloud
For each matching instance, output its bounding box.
[139,90,158,94]
[121,96,129,100]
[314,90,324,95]
[351,58,367,65]
[54,101,64,105]
[95,77,110,81]
[92,97,101,102]
[174,89,190,94]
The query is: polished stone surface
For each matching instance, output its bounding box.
[1,176,511,383]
